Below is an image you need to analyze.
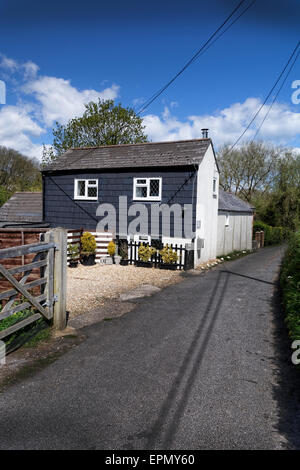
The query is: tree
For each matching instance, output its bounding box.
[217,141,280,202]
[44,99,148,164]
[0,146,41,206]
[266,152,300,230]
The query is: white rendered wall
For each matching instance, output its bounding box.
[217,212,253,256]
[194,144,219,266]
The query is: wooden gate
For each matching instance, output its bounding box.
[0,228,67,341]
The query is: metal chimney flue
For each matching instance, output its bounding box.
[201,128,209,138]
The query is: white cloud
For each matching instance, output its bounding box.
[0,105,44,158]
[0,55,18,71]
[144,98,300,148]
[23,77,119,126]
[0,54,120,159]
[0,54,39,80]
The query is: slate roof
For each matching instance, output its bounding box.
[0,192,43,222]
[43,139,212,172]
[218,189,254,213]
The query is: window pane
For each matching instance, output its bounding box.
[136,186,147,198]
[88,186,97,198]
[137,179,146,184]
[88,180,97,185]
[150,179,160,197]
[78,180,85,196]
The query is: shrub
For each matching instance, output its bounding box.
[253,221,285,246]
[68,243,80,260]
[107,240,116,257]
[118,240,128,260]
[138,244,156,262]
[280,230,300,344]
[159,245,178,264]
[81,232,96,254]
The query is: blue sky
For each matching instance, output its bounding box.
[0,0,299,159]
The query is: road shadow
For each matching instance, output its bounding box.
[219,269,277,286]
[271,280,300,449]
[144,270,230,449]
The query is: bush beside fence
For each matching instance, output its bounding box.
[253,221,288,246]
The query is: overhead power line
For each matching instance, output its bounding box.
[253,47,300,140]
[224,40,300,155]
[137,0,255,115]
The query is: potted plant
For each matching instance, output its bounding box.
[107,240,121,264]
[68,243,80,268]
[80,231,97,266]
[119,240,129,266]
[136,244,156,268]
[159,245,178,270]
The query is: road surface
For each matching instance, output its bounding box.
[1,245,300,450]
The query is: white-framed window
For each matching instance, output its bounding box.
[133,177,162,201]
[74,179,98,200]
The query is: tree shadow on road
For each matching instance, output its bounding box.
[146,270,230,449]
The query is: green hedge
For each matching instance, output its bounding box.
[280,230,300,342]
[253,221,287,245]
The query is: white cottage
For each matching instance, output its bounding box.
[42,136,254,267]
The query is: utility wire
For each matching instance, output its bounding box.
[137,0,253,115]
[253,47,300,140]
[224,40,300,155]
[48,175,99,223]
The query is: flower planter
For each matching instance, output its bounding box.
[114,255,121,265]
[135,260,153,268]
[120,259,129,266]
[159,263,177,270]
[81,254,96,266]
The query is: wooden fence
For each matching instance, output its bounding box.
[89,231,113,262]
[0,229,113,288]
[67,229,83,263]
[128,241,188,270]
[0,228,67,341]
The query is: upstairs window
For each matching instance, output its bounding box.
[133,177,162,201]
[74,179,98,200]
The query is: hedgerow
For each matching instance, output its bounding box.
[280,230,300,343]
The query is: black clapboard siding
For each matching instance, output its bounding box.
[43,167,197,237]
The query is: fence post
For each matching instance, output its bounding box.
[51,228,67,330]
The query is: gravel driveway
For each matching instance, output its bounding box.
[67,263,181,316]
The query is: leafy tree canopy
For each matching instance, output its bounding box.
[43,99,148,165]
[217,141,280,202]
[0,146,41,206]
[217,141,300,231]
